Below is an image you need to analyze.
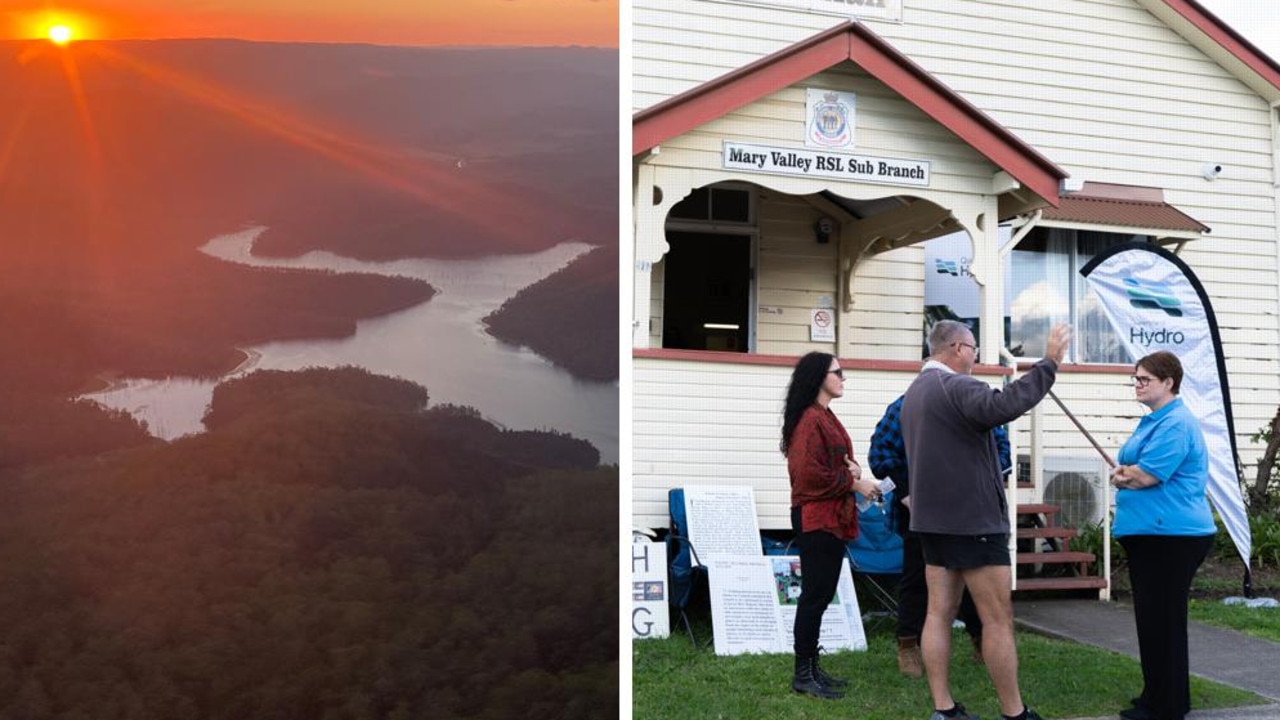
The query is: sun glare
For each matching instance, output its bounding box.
[48,24,74,45]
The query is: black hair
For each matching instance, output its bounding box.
[780,352,836,454]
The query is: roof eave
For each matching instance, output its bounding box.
[1038,218,1206,242]
[1138,0,1280,103]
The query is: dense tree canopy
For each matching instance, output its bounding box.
[484,245,618,382]
[0,368,616,719]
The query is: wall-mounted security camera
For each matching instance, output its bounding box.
[814,216,836,244]
[1202,163,1223,180]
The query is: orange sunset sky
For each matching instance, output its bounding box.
[1,0,618,47]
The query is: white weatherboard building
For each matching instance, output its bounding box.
[631,0,1280,551]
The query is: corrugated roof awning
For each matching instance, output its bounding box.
[1038,182,1209,242]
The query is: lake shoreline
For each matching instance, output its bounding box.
[83,227,618,462]
[78,348,261,396]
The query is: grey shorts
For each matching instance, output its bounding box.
[919,533,1010,570]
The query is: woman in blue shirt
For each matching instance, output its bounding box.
[1110,351,1215,720]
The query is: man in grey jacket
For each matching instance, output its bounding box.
[901,320,1070,720]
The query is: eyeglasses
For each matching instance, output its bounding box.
[828,368,844,379]
[1131,375,1158,387]
[953,342,979,355]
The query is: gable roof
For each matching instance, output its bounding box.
[1138,0,1280,103]
[633,21,1068,209]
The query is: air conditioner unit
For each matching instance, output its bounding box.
[1018,454,1109,528]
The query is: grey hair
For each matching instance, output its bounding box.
[928,320,971,356]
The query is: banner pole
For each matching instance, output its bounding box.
[1046,389,1116,469]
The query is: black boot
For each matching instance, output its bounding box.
[792,656,844,699]
[812,652,849,689]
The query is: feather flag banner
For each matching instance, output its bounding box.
[1081,242,1251,574]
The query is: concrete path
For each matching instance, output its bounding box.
[1014,599,1280,719]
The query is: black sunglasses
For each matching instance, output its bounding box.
[828,368,844,379]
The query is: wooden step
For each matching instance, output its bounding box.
[1016,526,1078,540]
[1014,576,1108,591]
[1016,503,1060,516]
[1014,551,1095,565]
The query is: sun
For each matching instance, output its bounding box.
[47,24,74,45]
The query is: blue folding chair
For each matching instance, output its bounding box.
[846,491,904,619]
[761,495,903,616]
[667,488,710,646]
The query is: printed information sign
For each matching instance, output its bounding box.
[679,485,867,656]
[706,555,866,656]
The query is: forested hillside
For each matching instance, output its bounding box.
[0,368,616,719]
[484,244,619,381]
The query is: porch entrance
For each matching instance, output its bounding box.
[661,231,751,352]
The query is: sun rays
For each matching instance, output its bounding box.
[11,37,562,250]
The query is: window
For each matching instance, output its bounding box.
[1007,227,1146,364]
[660,231,752,352]
[660,184,757,352]
[668,186,752,223]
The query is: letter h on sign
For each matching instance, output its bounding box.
[633,543,651,573]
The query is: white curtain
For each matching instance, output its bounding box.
[1008,228,1071,358]
[1077,232,1138,364]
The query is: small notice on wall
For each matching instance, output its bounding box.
[811,308,836,342]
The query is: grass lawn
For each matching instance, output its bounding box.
[1188,600,1280,643]
[633,624,1266,720]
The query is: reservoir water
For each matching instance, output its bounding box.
[85,227,619,463]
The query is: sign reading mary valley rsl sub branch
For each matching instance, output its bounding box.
[723,141,930,187]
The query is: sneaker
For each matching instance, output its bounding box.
[1020,709,1046,720]
[929,703,980,720]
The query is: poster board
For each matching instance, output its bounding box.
[706,555,866,656]
[679,485,866,655]
[682,485,762,564]
[631,539,670,639]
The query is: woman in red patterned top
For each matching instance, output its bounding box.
[781,352,883,700]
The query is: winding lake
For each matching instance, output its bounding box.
[85,227,619,463]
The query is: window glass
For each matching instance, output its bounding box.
[669,187,709,220]
[669,186,751,223]
[1007,228,1070,358]
[1076,232,1140,364]
[710,188,750,223]
[1005,227,1144,363]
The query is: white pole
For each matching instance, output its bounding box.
[1000,348,1020,592]
[1102,468,1112,602]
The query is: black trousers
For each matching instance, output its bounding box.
[792,508,846,658]
[1120,534,1214,720]
[897,532,983,639]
